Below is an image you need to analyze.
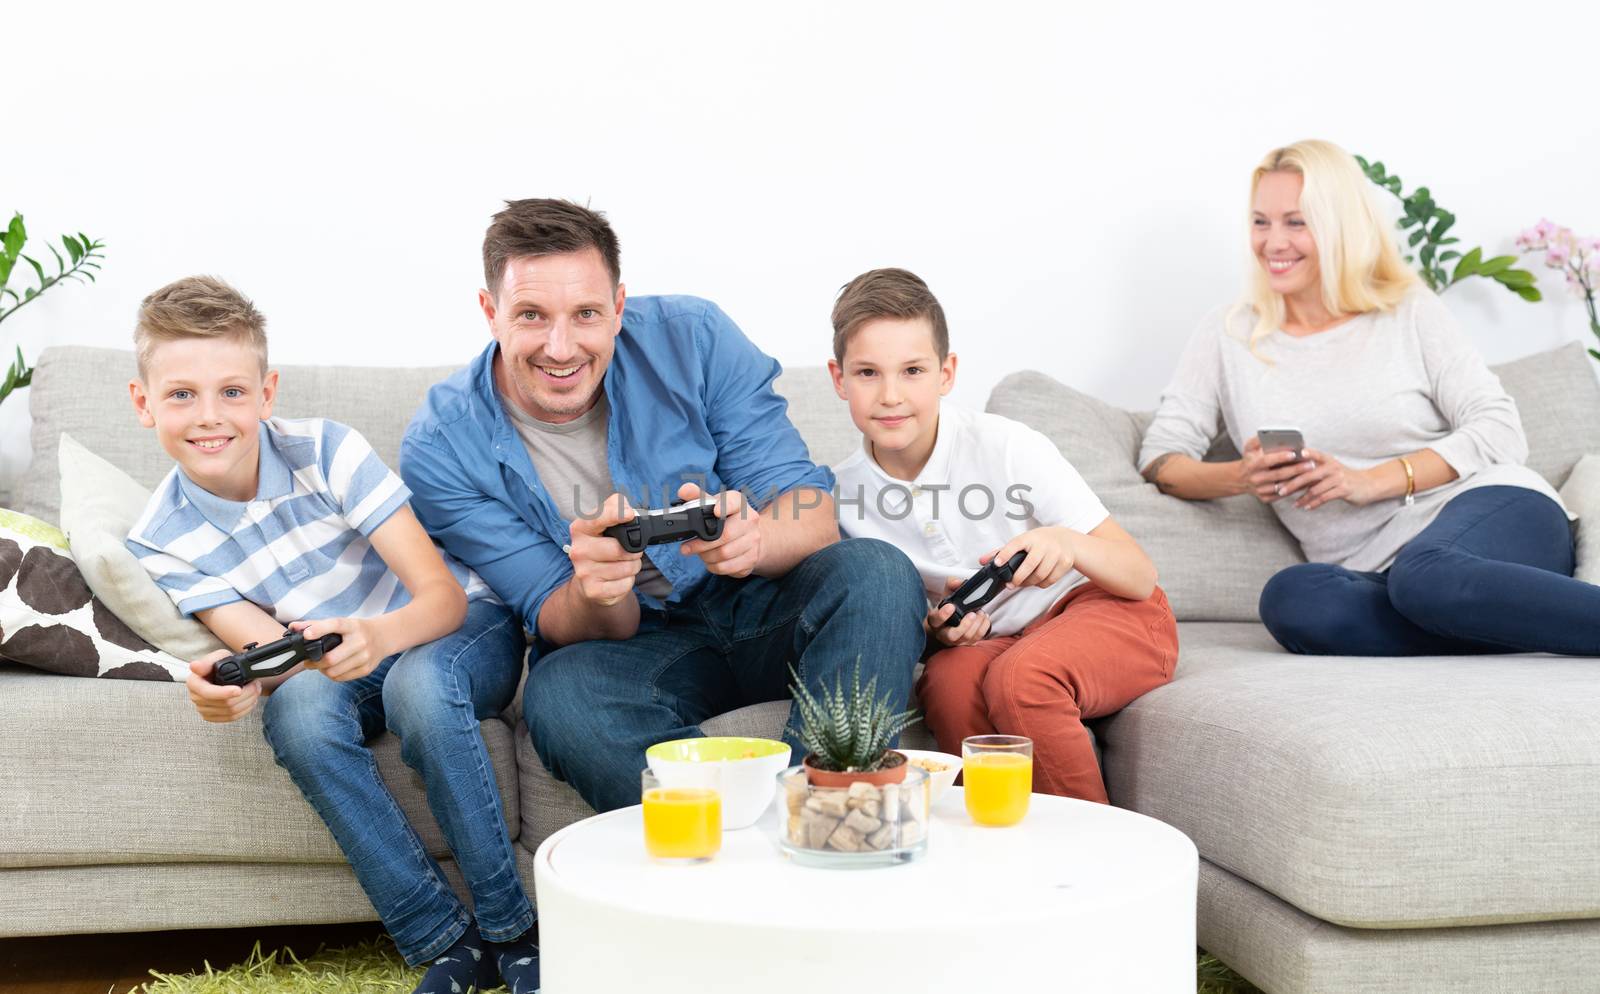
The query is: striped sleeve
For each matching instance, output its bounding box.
[318,421,412,536]
[125,537,244,617]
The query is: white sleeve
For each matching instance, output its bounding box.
[1411,291,1529,476]
[1007,423,1109,535]
[1137,308,1230,471]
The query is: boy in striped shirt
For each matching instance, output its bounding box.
[125,276,540,994]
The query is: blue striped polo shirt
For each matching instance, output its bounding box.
[126,417,494,624]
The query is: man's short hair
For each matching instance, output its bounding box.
[134,276,268,378]
[482,199,622,298]
[830,267,949,363]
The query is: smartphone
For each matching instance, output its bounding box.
[1256,427,1305,460]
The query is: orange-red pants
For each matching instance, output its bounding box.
[917,582,1178,804]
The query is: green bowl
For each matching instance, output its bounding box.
[646,736,792,829]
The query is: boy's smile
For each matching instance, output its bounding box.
[829,316,957,482]
[130,337,278,502]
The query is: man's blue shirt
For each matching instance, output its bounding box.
[400,295,833,640]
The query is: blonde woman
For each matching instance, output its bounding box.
[1138,139,1594,656]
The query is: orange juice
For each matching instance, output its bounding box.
[963,752,1032,826]
[642,787,721,859]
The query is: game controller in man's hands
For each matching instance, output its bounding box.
[937,551,1029,628]
[209,630,344,686]
[602,501,724,553]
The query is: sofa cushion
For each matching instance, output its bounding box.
[58,433,225,660]
[985,371,1304,621]
[16,346,460,527]
[0,664,519,868]
[1559,454,1600,585]
[0,509,186,681]
[772,365,860,472]
[1101,621,1600,929]
[1494,341,1600,490]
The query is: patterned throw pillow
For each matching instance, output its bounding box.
[0,508,187,680]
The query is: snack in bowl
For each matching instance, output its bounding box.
[645,737,792,830]
[895,748,962,802]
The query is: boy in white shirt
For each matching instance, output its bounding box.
[828,268,1178,803]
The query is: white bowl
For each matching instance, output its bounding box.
[896,749,962,802]
[646,737,792,830]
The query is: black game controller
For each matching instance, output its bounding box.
[603,501,724,553]
[938,551,1029,628]
[209,630,344,686]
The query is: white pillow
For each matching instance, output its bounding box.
[1558,453,1600,586]
[57,433,226,661]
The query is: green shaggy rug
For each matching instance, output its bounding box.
[138,937,1262,993]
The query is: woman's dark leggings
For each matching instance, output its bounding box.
[1259,486,1598,656]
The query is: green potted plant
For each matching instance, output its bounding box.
[0,212,106,406]
[789,659,921,788]
[779,661,929,862]
[1353,156,1540,303]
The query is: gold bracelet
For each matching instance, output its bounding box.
[1399,456,1415,506]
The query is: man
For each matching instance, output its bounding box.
[401,199,926,812]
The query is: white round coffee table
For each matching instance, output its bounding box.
[533,788,1198,993]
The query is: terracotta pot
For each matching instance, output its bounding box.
[802,749,908,788]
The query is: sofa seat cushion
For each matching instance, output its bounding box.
[0,664,519,868]
[1102,622,1600,928]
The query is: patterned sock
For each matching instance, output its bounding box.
[412,924,497,994]
[488,930,542,994]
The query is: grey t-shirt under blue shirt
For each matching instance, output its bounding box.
[500,390,674,599]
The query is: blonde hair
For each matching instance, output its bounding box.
[135,276,268,378]
[1241,139,1417,349]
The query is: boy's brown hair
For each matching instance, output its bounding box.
[830,267,949,363]
[135,276,268,378]
[482,198,622,297]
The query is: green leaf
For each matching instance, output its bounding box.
[1475,255,1516,278]
[62,235,82,264]
[1494,267,1536,287]
[1409,229,1427,247]
[3,214,25,261]
[48,243,65,274]
[1588,348,1600,362]
[1453,247,1483,281]
[1515,285,1543,302]
[1385,177,1402,194]
[1431,210,1455,240]
[1420,244,1436,268]
[1440,250,1461,261]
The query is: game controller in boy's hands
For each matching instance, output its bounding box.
[602,500,724,554]
[209,630,344,686]
[937,551,1029,628]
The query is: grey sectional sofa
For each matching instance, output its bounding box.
[4,343,1598,994]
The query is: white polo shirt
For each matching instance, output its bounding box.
[834,403,1109,637]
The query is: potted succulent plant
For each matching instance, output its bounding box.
[779,661,930,862]
[789,660,921,788]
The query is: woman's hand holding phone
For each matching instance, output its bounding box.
[1242,435,1316,504]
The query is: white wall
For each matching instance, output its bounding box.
[5,0,1599,496]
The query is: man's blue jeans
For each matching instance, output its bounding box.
[1260,486,1597,656]
[523,537,927,813]
[261,599,530,966]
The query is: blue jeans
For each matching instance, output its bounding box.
[261,599,530,966]
[1260,486,1597,656]
[523,537,927,813]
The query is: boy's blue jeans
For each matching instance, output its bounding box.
[523,537,928,813]
[1260,486,1596,656]
[261,599,530,966]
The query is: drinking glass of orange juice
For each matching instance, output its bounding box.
[641,768,721,862]
[962,735,1033,827]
